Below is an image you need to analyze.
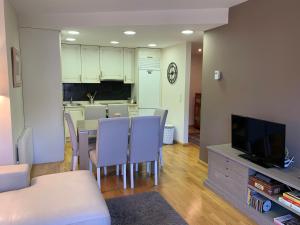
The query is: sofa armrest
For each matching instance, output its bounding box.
[0,164,31,192]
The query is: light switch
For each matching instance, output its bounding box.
[214,70,222,80]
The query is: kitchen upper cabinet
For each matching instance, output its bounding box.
[123,48,135,84]
[100,47,123,80]
[61,44,82,83]
[81,45,101,83]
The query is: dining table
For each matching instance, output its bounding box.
[77,120,99,170]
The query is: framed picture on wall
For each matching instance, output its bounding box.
[11,47,22,88]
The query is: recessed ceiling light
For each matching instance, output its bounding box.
[148,43,157,47]
[67,30,80,35]
[124,30,136,35]
[65,37,76,42]
[110,41,119,45]
[181,30,194,35]
[198,48,202,52]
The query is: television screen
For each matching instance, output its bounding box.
[232,115,249,153]
[231,115,286,168]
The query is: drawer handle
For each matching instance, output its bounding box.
[226,167,229,170]
[225,175,229,178]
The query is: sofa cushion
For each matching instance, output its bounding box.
[0,170,110,225]
[0,164,30,192]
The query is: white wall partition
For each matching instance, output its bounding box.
[161,43,191,144]
[20,28,64,163]
[4,0,25,156]
[0,0,14,165]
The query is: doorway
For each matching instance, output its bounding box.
[188,43,202,147]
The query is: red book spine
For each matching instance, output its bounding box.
[283,196,300,207]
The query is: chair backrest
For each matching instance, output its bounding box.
[107,104,129,118]
[154,108,168,148]
[96,117,130,167]
[85,105,107,120]
[129,116,160,163]
[64,112,78,155]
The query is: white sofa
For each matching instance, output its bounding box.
[0,164,111,225]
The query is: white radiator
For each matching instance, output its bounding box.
[17,128,33,166]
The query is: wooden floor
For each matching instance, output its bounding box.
[32,143,256,225]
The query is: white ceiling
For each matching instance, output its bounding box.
[10,0,247,14]
[61,25,204,49]
[10,0,247,49]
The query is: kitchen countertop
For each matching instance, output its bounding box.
[63,101,138,108]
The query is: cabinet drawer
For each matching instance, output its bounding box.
[208,151,248,178]
[209,166,247,201]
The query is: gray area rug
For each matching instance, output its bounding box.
[106,191,188,225]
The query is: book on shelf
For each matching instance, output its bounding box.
[278,197,300,213]
[283,196,300,208]
[248,175,283,196]
[284,191,300,204]
[274,214,300,225]
[247,188,272,213]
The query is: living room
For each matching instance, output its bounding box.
[1,0,300,225]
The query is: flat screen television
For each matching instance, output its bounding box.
[232,115,286,168]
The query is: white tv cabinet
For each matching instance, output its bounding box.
[205,144,300,225]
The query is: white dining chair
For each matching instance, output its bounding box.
[64,112,95,171]
[88,117,130,190]
[128,116,160,189]
[84,105,107,120]
[107,104,129,118]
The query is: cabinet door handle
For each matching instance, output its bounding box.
[225,175,229,178]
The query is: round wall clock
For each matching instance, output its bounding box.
[167,62,178,84]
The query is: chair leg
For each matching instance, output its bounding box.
[72,155,78,171]
[154,160,158,186]
[97,167,101,190]
[135,163,138,172]
[123,164,127,189]
[159,147,164,167]
[130,163,134,189]
[89,159,93,174]
[103,167,107,176]
[116,165,119,176]
[146,162,151,175]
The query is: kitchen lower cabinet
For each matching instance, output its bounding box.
[64,107,84,138]
[128,104,138,116]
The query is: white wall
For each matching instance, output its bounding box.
[0,0,14,165]
[189,53,202,125]
[20,28,64,163]
[4,0,25,159]
[161,42,191,143]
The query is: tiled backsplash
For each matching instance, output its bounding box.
[63,82,131,101]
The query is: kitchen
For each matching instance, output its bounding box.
[61,31,163,138]
[19,25,201,163]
